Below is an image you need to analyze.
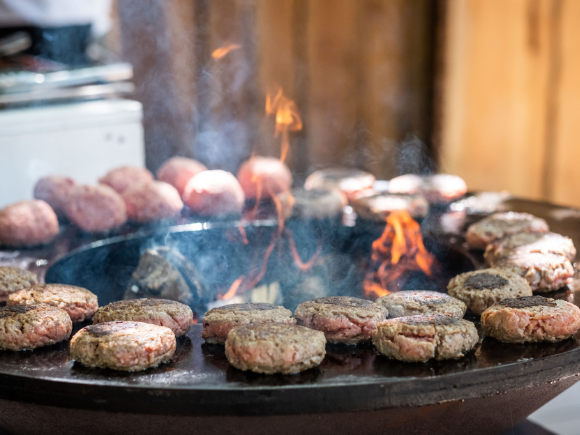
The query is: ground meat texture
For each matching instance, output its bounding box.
[70,321,176,371]
[0,200,59,247]
[447,268,532,315]
[122,181,183,223]
[7,284,98,323]
[225,323,326,374]
[388,174,467,204]
[494,252,574,293]
[0,267,38,303]
[94,299,193,337]
[202,303,295,344]
[372,314,478,362]
[33,175,77,217]
[182,170,245,216]
[304,168,376,202]
[156,157,208,196]
[376,291,466,319]
[465,212,549,249]
[99,166,154,194]
[237,157,292,200]
[64,185,127,233]
[484,232,576,265]
[294,296,388,344]
[0,305,72,351]
[481,296,580,343]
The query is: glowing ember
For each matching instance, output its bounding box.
[363,210,436,299]
[265,88,303,162]
[211,43,242,59]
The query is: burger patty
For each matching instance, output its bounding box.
[33,175,77,217]
[0,305,72,351]
[304,168,376,202]
[481,296,580,343]
[294,296,388,344]
[182,170,245,216]
[8,284,98,323]
[376,291,466,319]
[0,267,38,303]
[388,173,467,204]
[372,314,478,362]
[466,212,549,250]
[202,303,295,344]
[237,157,292,200]
[70,321,176,371]
[276,188,346,220]
[484,231,576,264]
[447,268,532,315]
[64,185,127,233]
[122,181,183,223]
[94,299,193,337]
[225,323,326,374]
[156,157,208,196]
[99,166,154,194]
[352,193,429,222]
[0,200,59,247]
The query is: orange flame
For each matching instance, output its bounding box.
[265,88,302,162]
[211,43,242,60]
[286,228,323,271]
[363,210,436,299]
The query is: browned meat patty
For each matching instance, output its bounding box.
[64,185,127,233]
[225,323,326,374]
[70,321,176,371]
[122,181,183,223]
[484,231,576,264]
[372,314,478,362]
[99,166,154,194]
[276,188,346,220]
[352,193,429,222]
[294,296,388,344]
[7,284,98,323]
[202,303,295,344]
[157,157,207,196]
[0,267,38,303]
[0,200,59,247]
[388,174,467,203]
[493,252,574,293]
[33,175,77,217]
[304,168,376,202]
[0,305,72,351]
[376,291,466,318]
[94,299,193,337]
[481,296,580,343]
[466,212,549,249]
[182,170,245,216]
[447,268,532,315]
[237,157,292,200]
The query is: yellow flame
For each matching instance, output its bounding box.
[212,43,242,60]
[265,88,302,162]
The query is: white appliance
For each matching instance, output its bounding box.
[0,98,144,208]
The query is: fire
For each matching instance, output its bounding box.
[211,43,242,60]
[363,210,436,299]
[265,88,303,162]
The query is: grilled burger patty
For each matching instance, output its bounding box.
[485,231,576,264]
[372,314,478,362]
[481,296,580,343]
[225,323,326,374]
[376,291,466,319]
[0,267,38,303]
[294,296,388,344]
[388,173,467,204]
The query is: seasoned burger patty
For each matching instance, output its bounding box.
[0,305,72,351]
[388,173,467,204]
[0,267,38,303]
[94,299,193,337]
[484,231,576,264]
[294,296,388,344]
[0,200,59,247]
[33,175,77,217]
[376,291,466,319]
[493,252,574,293]
[466,212,549,249]
[447,268,532,315]
[8,284,98,323]
[225,323,326,374]
[372,314,478,362]
[481,296,580,343]
[70,321,176,371]
[122,181,183,223]
[99,166,154,194]
[202,303,295,344]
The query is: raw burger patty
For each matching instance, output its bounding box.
[99,166,154,194]
[202,303,295,344]
[376,291,466,319]
[0,267,38,303]
[0,200,59,247]
[122,181,183,222]
[388,173,467,204]
[157,157,207,196]
[237,157,292,200]
[182,170,245,216]
[33,175,77,217]
[481,296,580,343]
[8,284,98,323]
[64,185,127,233]
[484,231,576,264]
[493,252,573,293]
[447,268,532,315]
[294,296,388,344]
[0,305,72,351]
[466,212,549,250]
[94,299,193,337]
[225,323,326,374]
[70,321,176,371]
[372,314,478,362]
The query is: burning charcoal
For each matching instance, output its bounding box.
[125,247,207,307]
